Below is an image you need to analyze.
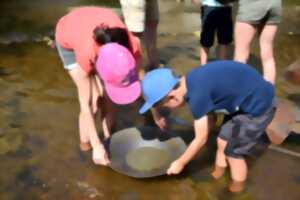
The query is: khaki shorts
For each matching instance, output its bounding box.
[120,0,159,33]
[237,0,282,24]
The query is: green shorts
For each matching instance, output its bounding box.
[237,0,282,24]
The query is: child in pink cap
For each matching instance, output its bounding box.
[55,7,144,166]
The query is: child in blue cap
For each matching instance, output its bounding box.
[139,60,276,192]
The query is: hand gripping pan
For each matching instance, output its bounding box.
[108,126,187,178]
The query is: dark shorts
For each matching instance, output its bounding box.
[219,99,277,158]
[200,6,233,48]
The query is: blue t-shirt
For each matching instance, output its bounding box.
[185,61,274,119]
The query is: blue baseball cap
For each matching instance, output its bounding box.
[139,68,179,114]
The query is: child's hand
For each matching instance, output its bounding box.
[151,108,168,131]
[92,145,110,166]
[192,0,200,4]
[166,159,185,175]
[154,115,168,131]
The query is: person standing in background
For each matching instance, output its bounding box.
[234,0,282,85]
[120,0,160,70]
[193,0,233,65]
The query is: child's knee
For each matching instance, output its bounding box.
[217,137,227,151]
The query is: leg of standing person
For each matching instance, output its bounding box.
[234,21,257,63]
[217,45,227,60]
[144,0,159,69]
[200,6,216,65]
[216,6,233,60]
[259,0,282,84]
[200,47,210,65]
[120,0,159,69]
[259,24,278,84]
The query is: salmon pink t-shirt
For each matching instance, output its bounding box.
[55,7,142,74]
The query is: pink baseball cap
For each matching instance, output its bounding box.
[96,43,141,105]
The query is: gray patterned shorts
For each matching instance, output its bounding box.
[219,99,277,158]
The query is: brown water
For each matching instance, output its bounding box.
[0,0,299,200]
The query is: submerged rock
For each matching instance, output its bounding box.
[0,66,13,77]
[0,31,54,47]
[0,129,23,155]
[285,59,300,85]
[266,99,297,145]
[76,181,103,199]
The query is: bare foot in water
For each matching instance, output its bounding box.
[228,180,246,193]
[92,145,110,166]
[79,141,92,151]
[211,165,226,179]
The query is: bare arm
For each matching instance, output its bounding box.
[167,115,209,174]
[150,107,167,131]
[179,115,209,165]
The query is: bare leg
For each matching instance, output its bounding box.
[68,65,109,165]
[200,46,209,65]
[80,75,101,151]
[234,22,257,63]
[259,24,278,84]
[227,156,247,181]
[227,156,247,192]
[217,44,228,60]
[211,137,228,179]
[144,20,159,68]
[215,137,228,167]
[68,66,92,147]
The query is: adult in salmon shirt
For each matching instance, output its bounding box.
[55,7,149,166]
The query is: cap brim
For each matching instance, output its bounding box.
[105,80,141,105]
[139,101,154,114]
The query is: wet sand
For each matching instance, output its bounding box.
[0,0,299,200]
